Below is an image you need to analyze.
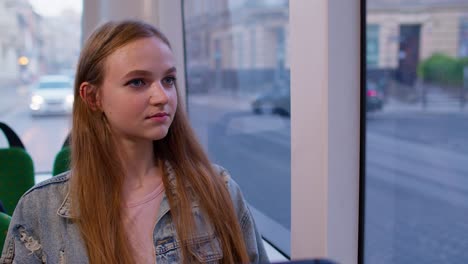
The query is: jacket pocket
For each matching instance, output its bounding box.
[155,236,181,264]
[191,234,223,264]
[155,234,223,264]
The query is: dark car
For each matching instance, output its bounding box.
[252,87,290,117]
[186,66,211,93]
[366,81,384,111]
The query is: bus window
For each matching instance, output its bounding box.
[0,0,81,178]
[363,0,468,263]
[183,0,291,256]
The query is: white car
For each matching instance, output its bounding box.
[30,75,74,116]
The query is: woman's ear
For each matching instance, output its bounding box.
[79,82,102,111]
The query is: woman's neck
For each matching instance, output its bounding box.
[116,137,163,195]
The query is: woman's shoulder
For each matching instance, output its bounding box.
[211,164,247,210]
[212,164,230,183]
[14,171,71,218]
[212,164,238,192]
[2,172,77,264]
[23,171,70,198]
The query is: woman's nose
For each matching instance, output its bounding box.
[149,82,169,105]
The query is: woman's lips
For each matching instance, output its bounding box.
[147,112,168,122]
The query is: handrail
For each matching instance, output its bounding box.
[0,122,25,149]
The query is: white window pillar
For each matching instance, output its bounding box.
[290,0,360,263]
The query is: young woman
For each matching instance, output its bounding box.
[1,20,268,264]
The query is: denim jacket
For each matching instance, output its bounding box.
[1,163,269,263]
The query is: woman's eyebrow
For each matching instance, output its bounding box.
[122,70,153,79]
[122,67,176,80]
[164,67,177,75]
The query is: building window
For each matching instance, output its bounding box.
[459,17,468,57]
[367,24,379,68]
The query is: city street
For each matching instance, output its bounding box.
[188,101,291,230]
[0,92,71,173]
[1,93,468,262]
[365,112,468,263]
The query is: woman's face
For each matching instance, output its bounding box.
[98,36,178,142]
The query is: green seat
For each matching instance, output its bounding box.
[0,212,11,250]
[0,122,35,215]
[52,146,71,176]
[0,149,34,214]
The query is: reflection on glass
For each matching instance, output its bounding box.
[0,0,81,174]
[365,1,468,263]
[183,0,291,252]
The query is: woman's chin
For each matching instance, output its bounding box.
[150,131,169,141]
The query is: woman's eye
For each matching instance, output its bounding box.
[126,78,146,87]
[162,76,176,86]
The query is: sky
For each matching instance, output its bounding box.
[28,0,82,17]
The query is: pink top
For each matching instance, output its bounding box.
[123,182,165,264]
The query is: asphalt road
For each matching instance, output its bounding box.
[364,112,468,263]
[188,103,291,229]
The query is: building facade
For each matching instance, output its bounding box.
[183,0,289,93]
[0,0,42,84]
[367,0,468,85]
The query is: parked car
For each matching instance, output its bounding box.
[186,66,210,93]
[366,81,384,112]
[30,75,74,116]
[252,87,290,117]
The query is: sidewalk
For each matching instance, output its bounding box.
[188,93,255,111]
[0,84,29,117]
[381,97,468,114]
[381,82,468,114]
[190,92,468,115]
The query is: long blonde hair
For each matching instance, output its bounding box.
[70,20,249,264]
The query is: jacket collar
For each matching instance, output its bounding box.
[57,160,178,219]
[57,192,73,218]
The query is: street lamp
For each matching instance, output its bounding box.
[18,56,29,66]
[18,56,30,83]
